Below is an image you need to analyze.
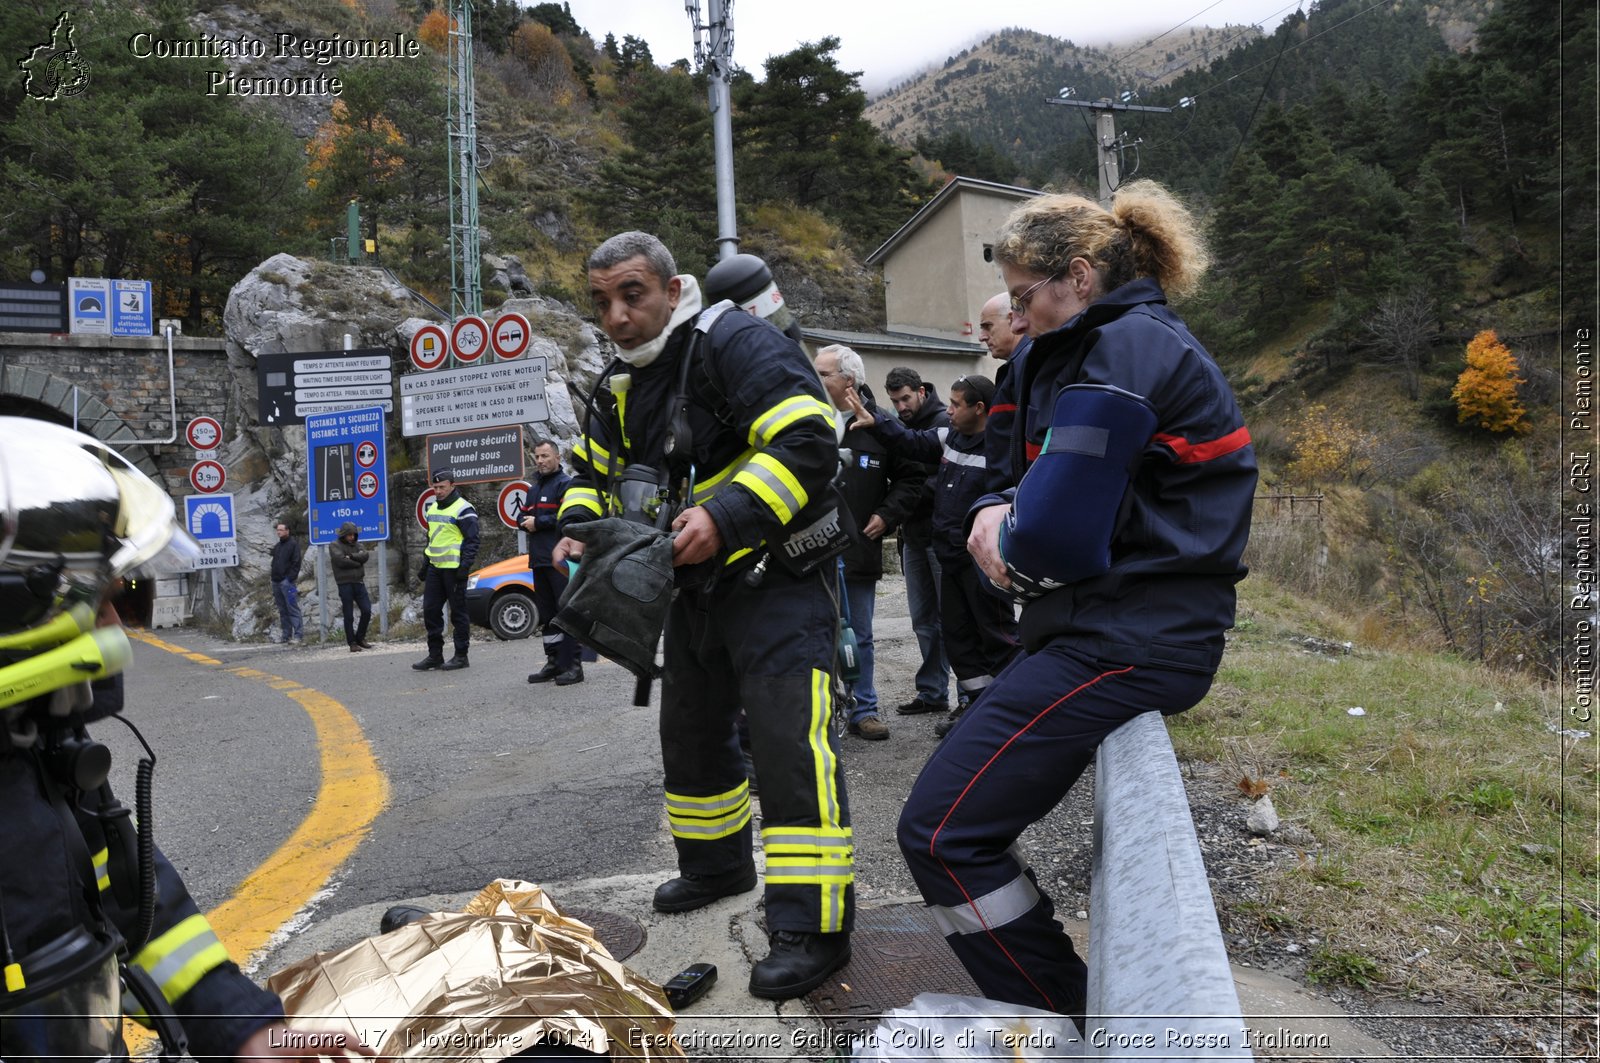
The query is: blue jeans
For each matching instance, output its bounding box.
[844,577,878,721]
[272,577,302,640]
[900,538,948,704]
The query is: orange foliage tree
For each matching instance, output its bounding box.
[419,10,454,52]
[1451,329,1530,434]
[304,100,405,193]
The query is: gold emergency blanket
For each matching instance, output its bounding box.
[267,879,686,1060]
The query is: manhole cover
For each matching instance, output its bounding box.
[806,904,979,1035]
[564,906,646,962]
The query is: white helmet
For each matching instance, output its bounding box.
[0,417,198,710]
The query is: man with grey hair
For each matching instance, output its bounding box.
[814,345,927,741]
[553,231,856,999]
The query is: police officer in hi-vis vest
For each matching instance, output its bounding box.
[414,469,480,671]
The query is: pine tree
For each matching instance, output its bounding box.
[1452,330,1530,434]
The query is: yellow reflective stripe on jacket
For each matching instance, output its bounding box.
[573,435,614,477]
[732,452,808,525]
[91,847,110,893]
[128,913,229,1017]
[665,780,752,841]
[689,447,756,506]
[424,496,471,567]
[560,486,604,520]
[747,394,833,449]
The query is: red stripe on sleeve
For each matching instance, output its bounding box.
[1154,425,1252,464]
[989,403,1017,415]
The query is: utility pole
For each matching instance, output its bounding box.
[687,0,738,260]
[447,0,482,324]
[1047,93,1176,208]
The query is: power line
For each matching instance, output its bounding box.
[1182,0,1398,104]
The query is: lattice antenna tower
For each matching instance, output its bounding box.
[447,0,482,320]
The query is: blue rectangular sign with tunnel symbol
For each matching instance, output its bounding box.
[185,493,238,568]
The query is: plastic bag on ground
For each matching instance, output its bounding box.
[850,992,1079,1061]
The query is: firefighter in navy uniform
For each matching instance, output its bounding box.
[413,469,480,672]
[0,413,371,1062]
[553,231,854,1000]
[517,438,583,686]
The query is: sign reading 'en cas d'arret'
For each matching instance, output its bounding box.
[398,356,549,438]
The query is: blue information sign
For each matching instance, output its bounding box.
[110,279,152,336]
[305,405,388,545]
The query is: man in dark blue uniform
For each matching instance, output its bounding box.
[518,438,583,686]
[554,231,854,1000]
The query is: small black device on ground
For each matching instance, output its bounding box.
[662,962,717,1010]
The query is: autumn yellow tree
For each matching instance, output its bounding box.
[1452,329,1529,434]
[509,22,577,105]
[419,10,454,52]
[1286,403,1375,484]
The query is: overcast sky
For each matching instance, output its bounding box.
[560,0,1303,93]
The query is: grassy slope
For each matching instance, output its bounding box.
[1174,573,1596,1008]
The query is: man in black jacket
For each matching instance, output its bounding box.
[518,438,582,685]
[269,520,304,645]
[815,345,927,741]
[553,231,854,1000]
[882,367,951,716]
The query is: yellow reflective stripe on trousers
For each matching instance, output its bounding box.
[665,780,752,840]
[91,847,110,892]
[731,452,808,525]
[127,913,230,1016]
[560,487,604,520]
[807,668,851,932]
[761,826,853,886]
[748,395,833,448]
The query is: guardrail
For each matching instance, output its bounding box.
[1087,710,1253,1059]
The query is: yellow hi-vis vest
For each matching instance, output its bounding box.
[425,494,471,568]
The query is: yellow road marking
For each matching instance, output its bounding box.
[123,631,388,1044]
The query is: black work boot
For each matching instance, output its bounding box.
[748,930,851,999]
[441,654,470,671]
[412,654,444,671]
[528,659,561,684]
[652,864,758,913]
[553,664,584,686]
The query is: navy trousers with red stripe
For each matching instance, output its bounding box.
[897,641,1212,1016]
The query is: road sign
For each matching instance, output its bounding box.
[415,487,436,530]
[398,356,549,438]
[498,481,532,529]
[256,350,394,427]
[111,279,153,336]
[186,416,222,451]
[68,278,109,335]
[189,460,225,493]
[490,312,531,360]
[410,324,448,371]
[305,405,388,545]
[425,426,525,485]
[451,315,490,363]
[184,493,238,568]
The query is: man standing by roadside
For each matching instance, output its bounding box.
[414,469,479,672]
[882,367,950,716]
[519,438,583,686]
[815,345,927,741]
[330,521,374,652]
[269,521,303,646]
[554,230,853,1000]
[979,292,1031,498]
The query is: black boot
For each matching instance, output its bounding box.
[748,930,851,999]
[441,654,470,671]
[412,654,444,670]
[652,864,757,913]
[553,664,584,686]
[528,659,561,684]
